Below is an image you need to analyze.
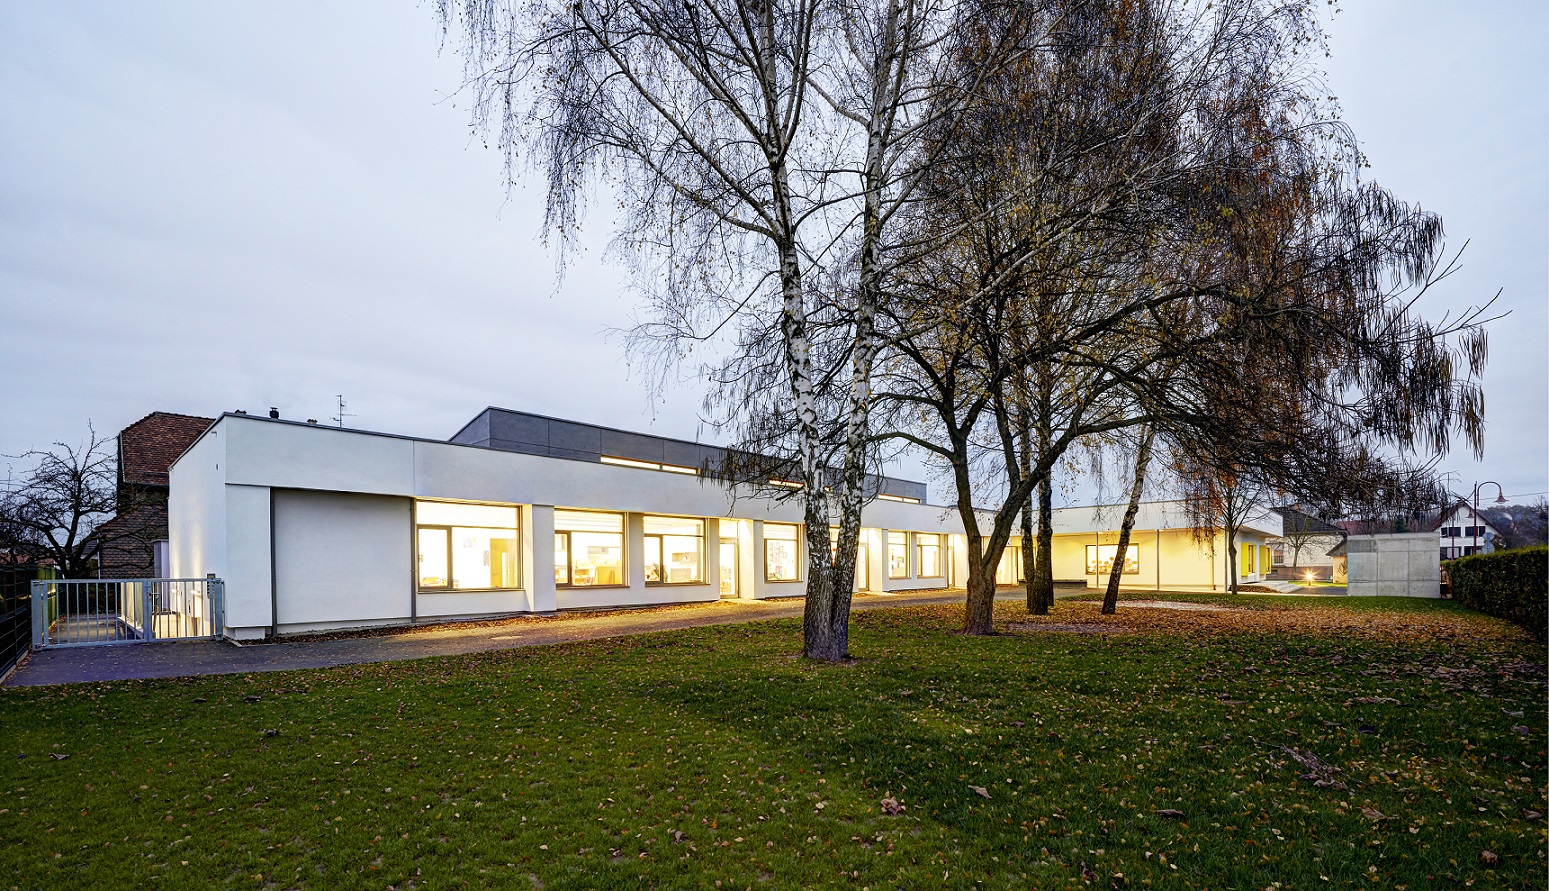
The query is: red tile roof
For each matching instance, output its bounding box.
[118,412,214,487]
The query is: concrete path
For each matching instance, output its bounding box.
[5,586,1082,687]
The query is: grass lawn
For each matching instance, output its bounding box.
[1,596,1544,890]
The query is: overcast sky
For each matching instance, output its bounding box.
[2,1,1545,507]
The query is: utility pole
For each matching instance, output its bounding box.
[332,395,354,428]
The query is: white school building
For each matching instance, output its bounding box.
[167,408,1282,640]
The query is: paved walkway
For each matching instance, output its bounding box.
[6,587,1080,687]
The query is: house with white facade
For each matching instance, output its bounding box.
[167,408,1284,640]
[1436,503,1501,559]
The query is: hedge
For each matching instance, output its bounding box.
[1446,546,1548,642]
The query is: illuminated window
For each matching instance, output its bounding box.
[600,455,698,475]
[876,493,922,504]
[555,510,625,587]
[996,547,1024,585]
[1086,544,1138,575]
[916,533,943,578]
[829,528,870,590]
[887,531,908,579]
[764,523,801,581]
[416,501,520,592]
[644,516,704,584]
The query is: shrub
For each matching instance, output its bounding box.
[1446,546,1548,641]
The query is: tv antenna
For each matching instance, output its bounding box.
[332,395,355,428]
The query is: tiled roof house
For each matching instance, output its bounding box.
[96,412,213,578]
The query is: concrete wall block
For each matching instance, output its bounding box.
[1377,550,1409,582]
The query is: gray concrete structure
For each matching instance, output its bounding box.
[1345,532,1441,598]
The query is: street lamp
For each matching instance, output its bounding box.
[1468,481,1506,557]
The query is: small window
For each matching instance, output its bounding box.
[644,516,704,584]
[555,510,625,587]
[764,523,801,582]
[916,533,943,578]
[600,455,698,475]
[416,501,520,592]
[887,531,909,579]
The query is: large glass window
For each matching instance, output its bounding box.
[764,523,801,582]
[416,501,520,591]
[555,510,626,587]
[916,533,943,578]
[644,516,704,584]
[887,531,909,579]
[996,546,1024,585]
[1086,544,1138,575]
[829,527,870,590]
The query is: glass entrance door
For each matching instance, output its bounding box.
[856,542,869,591]
[719,539,738,598]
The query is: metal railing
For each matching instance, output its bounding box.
[31,578,224,649]
[2,566,55,676]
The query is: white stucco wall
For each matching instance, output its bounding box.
[272,490,414,634]
[1346,532,1441,598]
[168,427,226,581]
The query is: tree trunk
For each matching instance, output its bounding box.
[963,554,998,635]
[1032,476,1054,614]
[1226,535,1239,595]
[1102,428,1155,614]
[1029,381,1055,614]
[1019,411,1037,611]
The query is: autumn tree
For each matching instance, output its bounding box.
[879,0,1490,634]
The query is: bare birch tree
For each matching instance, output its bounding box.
[1100,426,1156,613]
[436,0,1036,659]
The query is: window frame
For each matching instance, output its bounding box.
[764,523,802,582]
[643,516,705,586]
[886,531,909,579]
[915,533,944,579]
[554,509,628,589]
[414,501,522,594]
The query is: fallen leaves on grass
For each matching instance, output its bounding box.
[968,785,991,799]
[880,797,905,815]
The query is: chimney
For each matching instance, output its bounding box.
[268,407,280,419]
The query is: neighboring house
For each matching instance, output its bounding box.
[167,407,1289,640]
[1435,502,1501,559]
[1268,506,1346,580]
[96,412,215,578]
[1326,539,1348,584]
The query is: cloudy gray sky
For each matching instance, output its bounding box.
[2,1,1545,507]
